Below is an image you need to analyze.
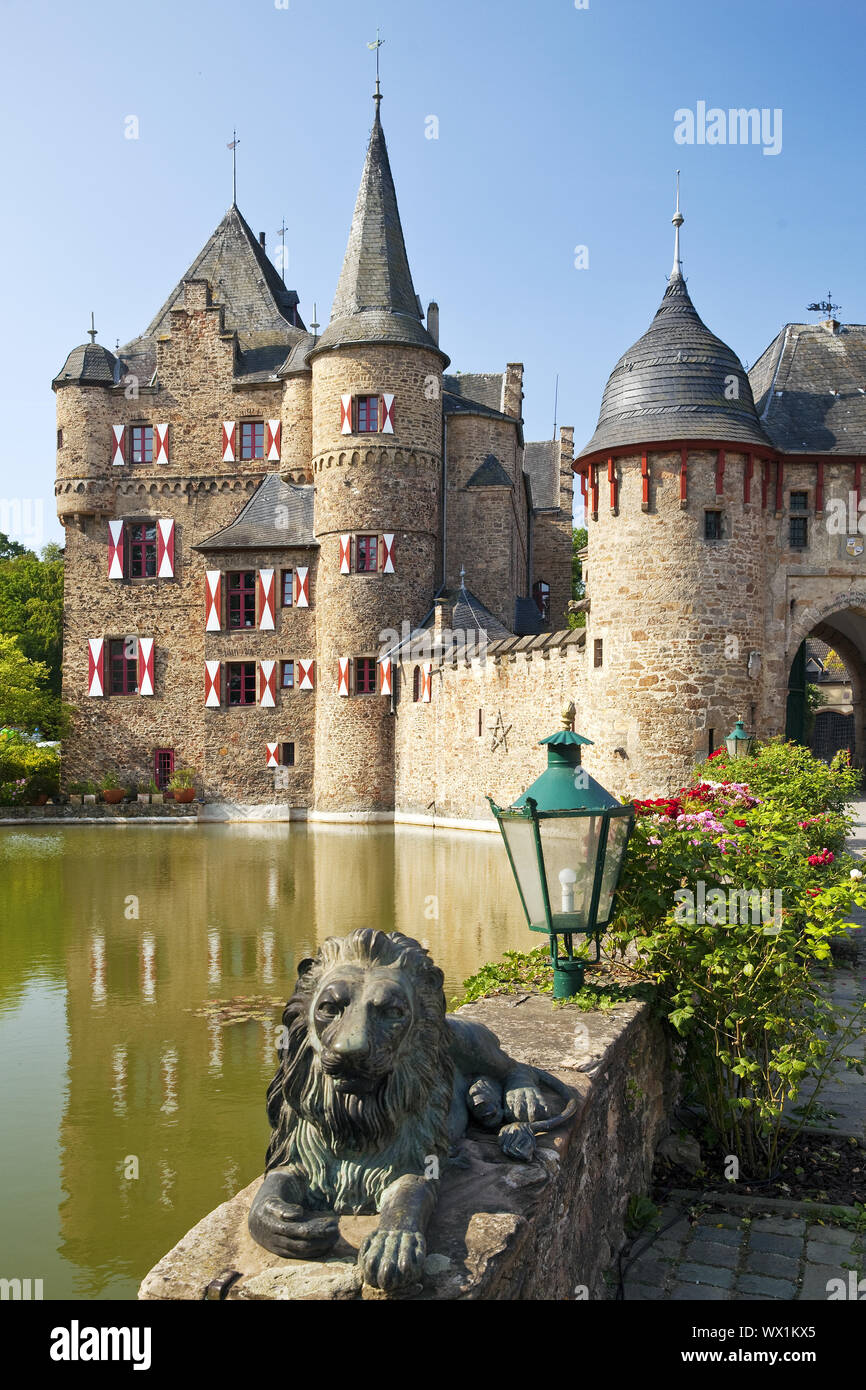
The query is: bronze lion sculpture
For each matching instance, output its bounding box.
[249,929,576,1292]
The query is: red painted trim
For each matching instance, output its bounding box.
[641,452,649,508]
[775,459,784,513]
[576,437,783,469]
[716,448,725,496]
[761,460,769,509]
[680,447,687,504]
[744,453,753,504]
[816,459,824,512]
[608,456,617,510]
[590,463,599,518]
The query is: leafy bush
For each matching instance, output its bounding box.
[0,733,59,800]
[168,767,196,790]
[99,771,122,791]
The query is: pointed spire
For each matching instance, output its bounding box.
[671,169,684,280]
[88,312,97,344]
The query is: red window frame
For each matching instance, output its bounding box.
[109,638,139,695]
[280,742,295,767]
[355,535,378,573]
[532,579,550,622]
[129,522,157,578]
[154,748,175,789]
[226,661,257,706]
[281,569,293,607]
[280,660,294,688]
[356,396,379,433]
[240,420,265,460]
[227,570,256,629]
[412,666,421,702]
[355,657,376,694]
[130,425,153,464]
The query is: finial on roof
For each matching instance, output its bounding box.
[87,312,97,344]
[459,563,466,590]
[310,302,320,340]
[671,169,684,280]
[227,130,239,206]
[367,28,384,117]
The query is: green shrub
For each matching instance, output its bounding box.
[168,767,196,790]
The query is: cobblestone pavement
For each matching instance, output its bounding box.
[623,802,866,1302]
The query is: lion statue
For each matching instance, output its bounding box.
[248,928,576,1292]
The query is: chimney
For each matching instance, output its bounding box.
[433,594,455,655]
[821,318,840,334]
[427,301,439,345]
[503,363,524,421]
[559,425,575,512]
[259,232,266,249]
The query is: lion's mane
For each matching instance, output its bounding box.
[263,929,454,1213]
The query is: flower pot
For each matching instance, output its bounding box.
[69,795,83,806]
[102,789,126,805]
[83,794,96,805]
[172,788,196,804]
[151,793,164,806]
[137,794,151,805]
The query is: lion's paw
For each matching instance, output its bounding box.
[505,1084,551,1123]
[359,1228,426,1292]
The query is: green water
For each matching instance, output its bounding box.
[0,823,527,1300]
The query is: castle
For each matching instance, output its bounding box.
[55,92,866,821]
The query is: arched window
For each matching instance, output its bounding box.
[412,666,421,702]
[532,579,550,622]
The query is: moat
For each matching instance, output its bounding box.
[0,822,526,1300]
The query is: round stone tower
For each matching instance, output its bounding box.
[576,190,774,798]
[308,92,449,813]
[53,330,120,527]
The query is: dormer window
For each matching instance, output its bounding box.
[130,425,153,464]
[240,420,265,460]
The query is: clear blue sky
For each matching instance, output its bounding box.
[2,0,864,546]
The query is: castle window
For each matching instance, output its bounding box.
[281,569,293,607]
[109,638,138,696]
[412,666,421,702]
[154,748,174,789]
[129,522,157,578]
[226,661,257,706]
[280,742,295,767]
[227,571,256,629]
[356,396,380,433]
[704,510,722,540]
[280,660,294,689]
[130,425,153,464]
[594,638,603,668]
[355,657,377,694]
[789,516,808,549]
[790,491,808,511]
[355,535,379,573]
[532,580,551,622]
[57,428,63,449]
[240,420,265,460]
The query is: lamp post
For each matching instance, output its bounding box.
[725,716,755,760]
[488,704,634,1000]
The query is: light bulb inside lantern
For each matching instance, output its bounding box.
[559,866,577,913]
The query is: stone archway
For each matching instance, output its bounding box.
[782,597,866,767]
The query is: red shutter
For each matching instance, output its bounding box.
[138,637,155,696]
[222,421,236,462]
[293,566,309,607]
[259,659,277,707]
[266,420,281,461]
[111,425,126,466]
[422,662,433,703]
[381,393,395,433]
[205,661,221,707]
[381,533,395,573]
[157,519,175,578]
[266,742,280,768]
[205,572,221,631]
[339,535,352,574]
[108,520,124,579]
[338,657,350,697]
[257,569,276,630]
[379,657,393,696]
[340,395,353,434]
[154,423,169,464]
[88,639,105,697]
[298,659,315,691]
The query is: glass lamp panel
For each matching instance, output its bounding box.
[539,814,601,930]
[595,815,631,925]
[501,818,547,926]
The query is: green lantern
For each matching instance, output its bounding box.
[725,717,755,760]
[488,706,634,1000]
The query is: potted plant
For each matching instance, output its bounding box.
[67,781,87,806]
[149,778,163,806]
[100,772,127,805]
[136,779,150,805]
[82,779,98,805]
[168,768,197,803]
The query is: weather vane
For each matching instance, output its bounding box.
[87,312,97,344]
[227,130,240,205]
[806,291,841,320]
[367,27,384,107]
[276,217,288,285]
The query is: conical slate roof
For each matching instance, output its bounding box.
[311,104,447,361]
[578,271,772,458]
[52,341,119,387]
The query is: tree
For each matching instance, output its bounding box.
[0,532,27,560]
[0,633,66,736]
[0,546,64,694]
[567,526,588,629]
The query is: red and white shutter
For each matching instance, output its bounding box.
[259,659,277,708]
[266,420,281,461]
[422,661,433,703]
[205,661,221,708]
[381,533,395,574]
[339,535,352,574]
[379,657,393,696]
[257,569,276,630]
[294,566,309,607]
[381,394,395,433]
[87,639,105,697]
[108,520,124,579]
[266,742,280,768]
[222,421,236,462]
[298,659,315,691]
[338,657,351,697]
[154,423,169,464]
[138,638,155,697]
[340,395,353,434]
[111,425,126,466]
[205,571,221,631]
[157,519,175,577]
